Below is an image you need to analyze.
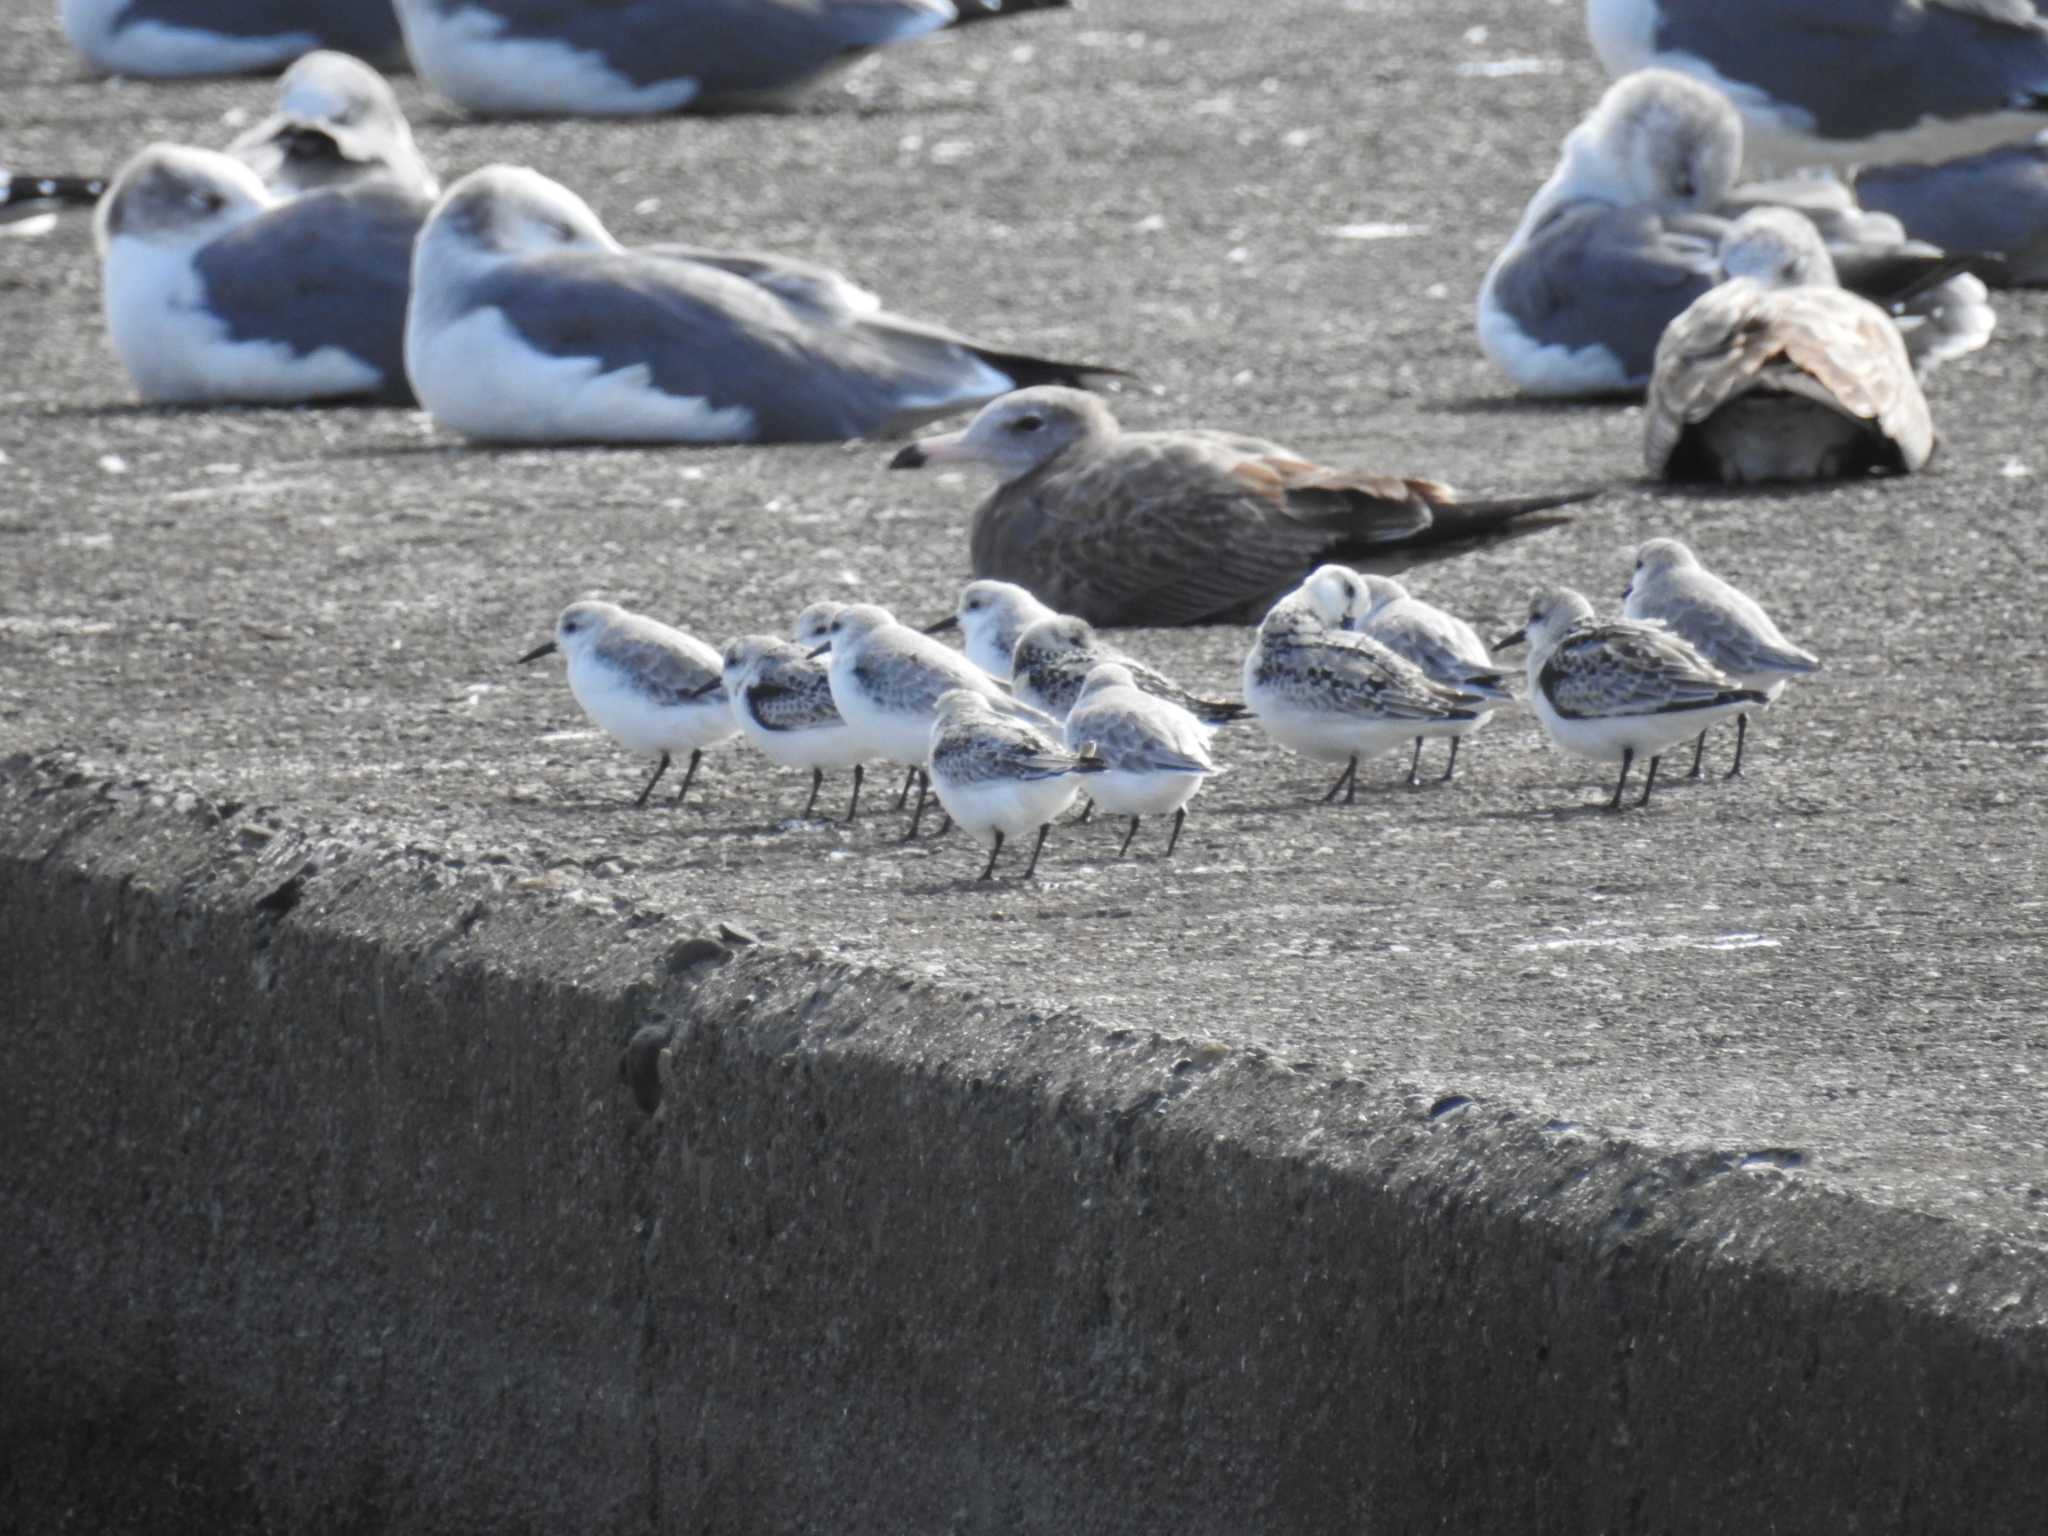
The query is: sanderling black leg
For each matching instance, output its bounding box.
[1638,754,1662,808]
[1022,822,1052,879]
[844,763,864,822]
[978,830,1004,881]
[1687,729,1708,780]
[673,747,704,807]
[1726,714,1749,779]
[1441,737,1461,784]
[801,767,823,818]
[634,751,672,807]
[1322,755,1358,805]
[1165,807,1186,857]
[1608,747,1634,811]
[1118,815,1141,858]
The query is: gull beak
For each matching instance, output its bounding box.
[921,614,960,635]
[807,642,831,659]
[1491,627,1527,653]
[888,441,928,469]
[516,640,557,665]
[890,429,975,469]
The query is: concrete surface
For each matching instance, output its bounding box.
[1,0,2045,1529]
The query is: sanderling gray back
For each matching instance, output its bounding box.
[1352,574,1512,784]
[1011,614,1249,726]
[1622,538,1822,777]
[518,599,738,807]
[1064,663,1223,858]
[1244,582,1487,804]
[928,690,1108,881]
[719,635,868,820]
[1494,585,1768,810]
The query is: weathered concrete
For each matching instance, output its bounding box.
[4,757,2044,1534]
[2,0,2047,1527]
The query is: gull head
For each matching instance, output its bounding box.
[1572,69,1740,212]
[889,387,1116,481]
[422,165,619,264]
[255,50,434,196]
[1718,206,1837,289]
[96,144,271,253]
[1494,586,1598,656]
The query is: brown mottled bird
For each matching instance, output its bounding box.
[888,388,1594,628]
[1647,207,1935,484]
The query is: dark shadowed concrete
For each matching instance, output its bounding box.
[1,0,2045,1530]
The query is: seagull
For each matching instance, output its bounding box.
[61,0,402,78]
[811,603,1048,836]
[1009,614,1249,726]
[921,579,1061,680]
[1586,0,2048,166]
[1646,207,1936,482]
[1347,574,1513,785]
[927,689,1106,881]
[1478,68,1994,399]
[1856,133,2048,288]
[392,0,1070,117]
[1621,538,1822,776]
[1063,663,1223,858]
[227,50,438,199]
[716,635,869,819]
[1243,573,1489,804]
[406,166,1120,444]
[1494,586,1767,810]
[517,600,739,807]
[890,388,1594,627]
[95,142,425,404]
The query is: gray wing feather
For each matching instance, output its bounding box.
[1541,623,1743,719]
[595,633,723,703]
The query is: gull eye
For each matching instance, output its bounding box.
[1011,413,1045,433]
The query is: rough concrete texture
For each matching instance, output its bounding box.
[1,0,2045,1529]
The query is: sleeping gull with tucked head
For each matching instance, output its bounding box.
[227,50,437,199]
[393,0,1068,117]
[406,166,1118,444]
[1587,0,2048,165]
[1621,538,1822,778]
[1478,69,1994,399]
[61,0,402,77]
[96,142,425,404]
[890,388,1593,628]
[1494,586,1766,811]
[517,600,738,808]
[1646,207,1936,482]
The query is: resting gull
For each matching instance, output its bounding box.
[61,0,401,78]
[227,50,438,199]
[392,0,1069,117]
[888,388,1593,628]
[1645,207,1936,482]
[96,143,426,404]
[1478,69,1994,399]
[1586,0,2048,165]
[406,166,1118,443]
[1857,133,2048,286]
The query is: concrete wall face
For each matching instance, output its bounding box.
[3,763,2045,1533]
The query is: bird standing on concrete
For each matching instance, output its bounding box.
[927,689,1106,881]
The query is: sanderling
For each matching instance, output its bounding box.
[812,603,1042,836]
[1621,538,1822,777]
[1010,614,1249,726]
[1494,586,1768,810]
[716,635,868,820]
[928,690,1108,881]
[889,387,1593,626]
[1064,663,1223,857]
[518,600,737,806]
[920,579,1059,680]
[1646,208,1934,483]
[1349,574,1512,784]
[1243,582,1488,804]
[96,142,423,405]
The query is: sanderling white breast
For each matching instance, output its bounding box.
[1244,577,1487,803]
[920,579,1058,680]
[1010,613,1251,727]
[1494,585,1768,810]
[1351,574,1512,784]
[813,603,1039,836]
[518,599,737,806]
[1064,663,1223,858]
[717,634,868,820]
[1621,538,1822,777]
[928,690,1108,880]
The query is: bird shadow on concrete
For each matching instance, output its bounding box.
[1424,393,1637,417]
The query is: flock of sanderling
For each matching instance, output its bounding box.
[517,536,1820,880]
